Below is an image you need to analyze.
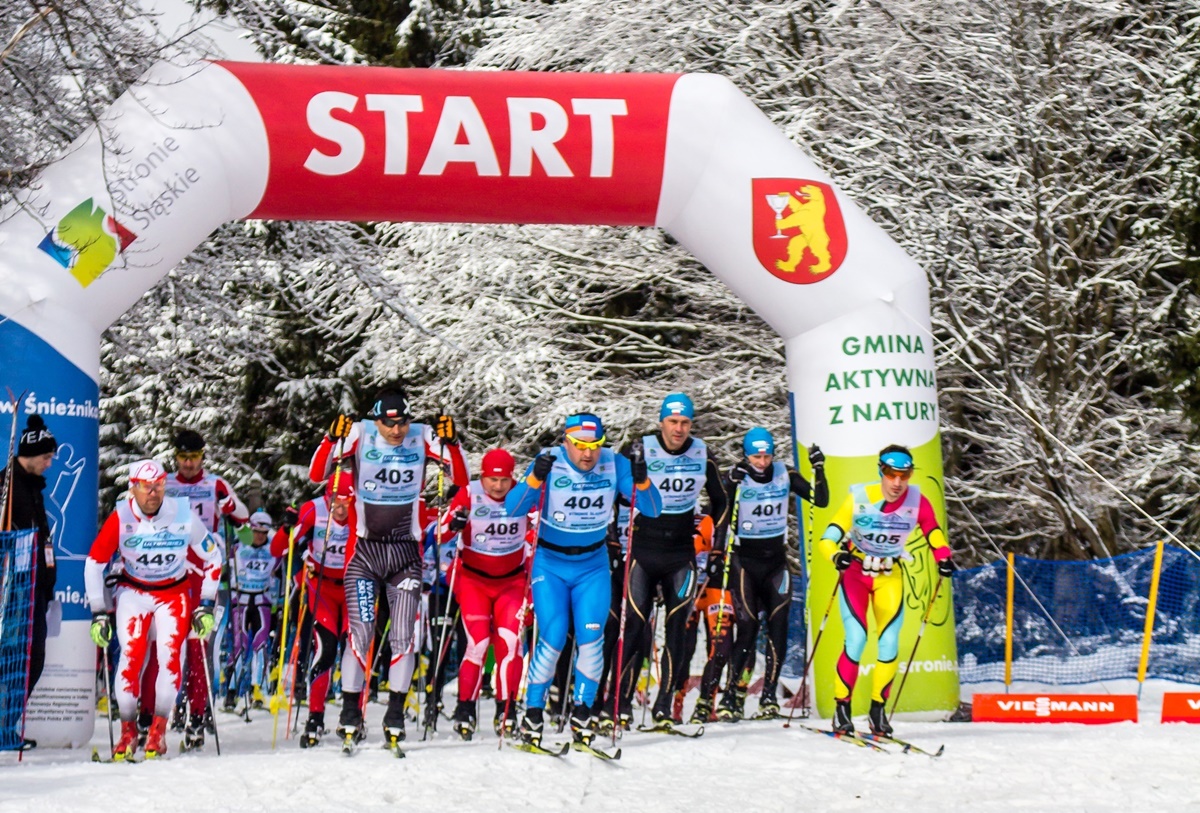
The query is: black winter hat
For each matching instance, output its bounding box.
[18,415,57,458]
[364,388,413,421]
[173,429,206,452]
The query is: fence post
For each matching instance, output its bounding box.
[1136,540,1165,700]
[1005,552,1014,692]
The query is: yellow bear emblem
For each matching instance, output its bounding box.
[774,184,832,275]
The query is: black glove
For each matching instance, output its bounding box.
[808,445,825,469]
[833,550,853,572]
[449,507,469,533]
[729,459,752,484]
[532,454,556,482]
[705,550,728,581]
[629,443,648,485]
[435,414,458,444]
[282,505,300,530]
[328,414,354,440]
[937,556,956,578]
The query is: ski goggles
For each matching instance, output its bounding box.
[566,435,606,451]
[880,465,914,481]
[175,450,204,462]
[377,416,410,428]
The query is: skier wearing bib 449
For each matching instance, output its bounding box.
[717,427,828,722]
[818,445,953,737]
[310,387,467,752]
[615,393,728,729]
[506,413,663,747]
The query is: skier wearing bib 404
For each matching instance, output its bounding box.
[614,393,728,728]
[269,473,356,747]
[818,445,953,737]
[506,413,663,747]
[310,387,468,751]
[84,460,222,761]
[223,509,278,722]
[716,427,828,722]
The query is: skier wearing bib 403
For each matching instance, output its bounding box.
[310,387,468,751]
[223,509,278,721]
[716,427,828,722]
[818,445,953,737]
[506,413,663,747]
[614,393,728,728]
[84,460,222,761]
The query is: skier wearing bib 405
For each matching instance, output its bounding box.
[614,393,728,729]
[716,427,828,722]
[223,509,278,720]
[818,445,953,737]
[506,413,663,747]
[310,387,468,751]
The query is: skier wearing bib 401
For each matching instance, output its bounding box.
[614,393,728,729]
[506,413,663,747]
[223,509,278,720]
[310,387,467,751]
[818,445,953,737]
[716,427,828,722]
[84,460,222,761]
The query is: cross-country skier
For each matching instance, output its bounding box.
[817,445,952,736]
[271,474,356,747]
[505,412,663,748]
[614,393,728,729]
[716,427,827,722]
[220,509,278,727]
[84,460,221,760]
[310,386,467,752]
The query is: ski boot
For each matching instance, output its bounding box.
[182,713,206,751]
[545,686,564,727]
[222,689,238,713]
[716,686,746,722]
[144,715,170,759]
[170,699,188,732]
[337,692,367,752]
[755,687,781,719]
[868,699,892,737]
[382,691,408,742]
[451,700,477,741]
[422,696,443,731]
[689,696,714,725]
[494,701,518,737]
[569,706,597,746]
[251,685,266,709]
[113,720,139,761]
[519,707,545,747]
[833,699,854,734]
[300,711,324,749]
[137,710,153,748]
[650,707,675,731]
[672,689,687,723]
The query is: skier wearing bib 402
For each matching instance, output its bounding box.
[269,473,356,747]
[84,460,222,761]
[818,445,953,737]
[223,509,278,720]
[310,387,468,750]
[614,393,728,728]
[506,413,663,747]
[716,427,828,722]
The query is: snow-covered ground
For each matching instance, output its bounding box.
[2,679,1196,812]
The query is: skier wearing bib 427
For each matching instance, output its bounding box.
[716,427,828,722]
[223,509,278,721]
[506,413,663,747]
[614,393,728,729]
[818,445,953,736]
[310,387,467,751]
[84,460,222,761]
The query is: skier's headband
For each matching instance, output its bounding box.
[879,449,915,477]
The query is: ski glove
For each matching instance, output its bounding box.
[449,507,469,533]
[282,505,300,530]
[531,454,556,482]
[329,414,354,440]
[937,556,956,578]
[191,602,216,639]
[629,443,648,485]
[435,414,458,444]
[729,459,752,484]
[833,550,854,572]
[90,612,112,648]
[705,550,728,582]
[808,445,825,469]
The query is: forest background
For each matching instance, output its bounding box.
[2,0,1198,565]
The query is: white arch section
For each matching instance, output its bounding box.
[0,61,955,746]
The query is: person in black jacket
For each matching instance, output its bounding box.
[1,414,58,749]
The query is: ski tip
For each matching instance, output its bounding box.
[933,744,945,757]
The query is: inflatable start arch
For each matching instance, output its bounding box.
[0,61,957,746]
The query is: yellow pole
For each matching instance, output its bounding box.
[271,524,299,749]
[1136,541,1165,699]
[1005,552,1014,691]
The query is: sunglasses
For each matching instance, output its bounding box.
[881,465,913,480]
[566,435,606,451]
[175,450,203,462]
[377,416,409,428]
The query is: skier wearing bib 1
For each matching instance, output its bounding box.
[310,387,467,750]
[506,413,663,747]
[818,445,953,736]
[715,426,828,722]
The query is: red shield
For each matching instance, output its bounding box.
[751,178,847,284]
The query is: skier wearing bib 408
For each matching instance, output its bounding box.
[818,445,953,737]
[506,413,663,748]
[716,427,827,722]
[614,393,728,729]
[310,387,467,752]
[222,509,278,722]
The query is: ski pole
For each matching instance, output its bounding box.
[611,446,640,747]
[270,523,300,749]
[283,590,310,737]
[100,643,115,756]
[0,389,26,531]
[784,571,843,728]
[199,637,222,756]
[18,530,38,762]
[886,573,944,724]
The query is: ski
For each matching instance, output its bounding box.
[340,733,358,756]
[384,735,406,759]
[863,733,944,758]
[799,725,890,752]
[91,747,138,764]
[571,741,621,760]
[507,740,570,757]
[636,721,704,738]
